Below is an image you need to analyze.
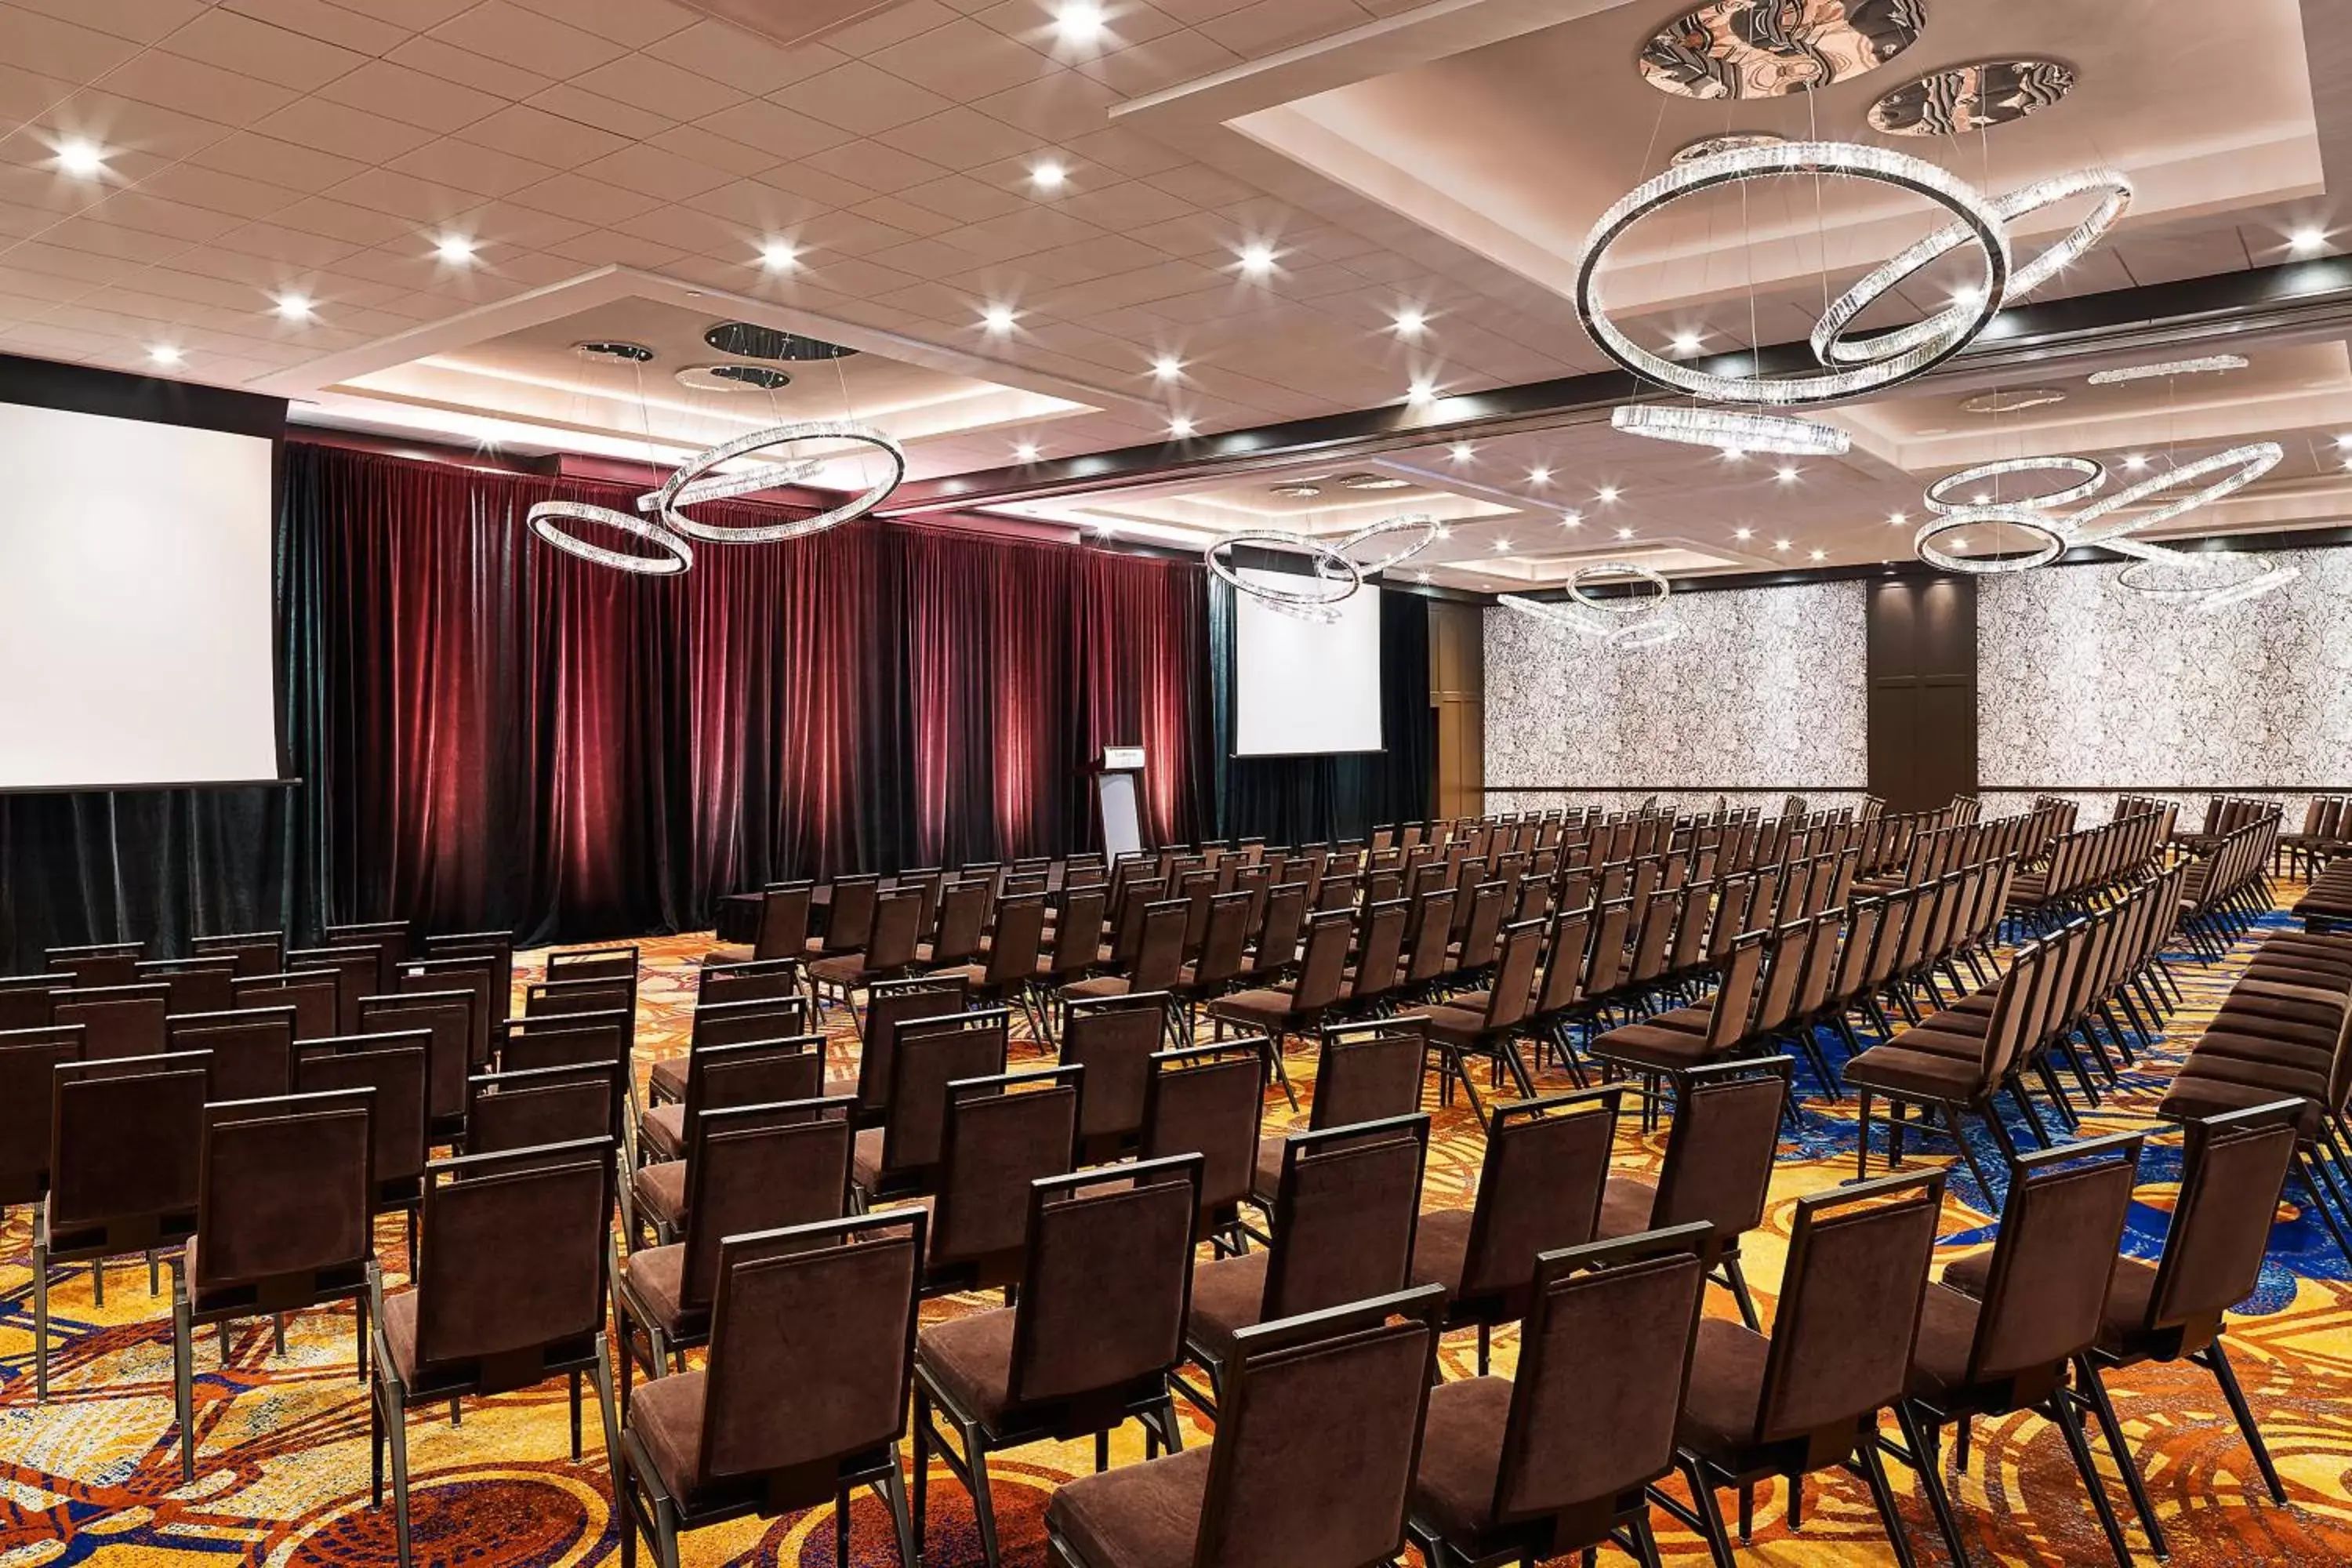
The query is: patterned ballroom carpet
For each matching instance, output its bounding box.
[5,897,2352,1567]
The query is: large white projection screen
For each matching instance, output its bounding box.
[0,401,278,789]
[1233,568,1384,756]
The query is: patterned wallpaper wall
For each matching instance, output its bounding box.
[1483,580,1869,812]
[1978,547,2352,811]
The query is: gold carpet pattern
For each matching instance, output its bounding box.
[5,899,2351,1566]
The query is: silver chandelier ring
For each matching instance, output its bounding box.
[1566,560,1672,615]
[1914,506,2070,575]
[2063,442,2282,546]
[528,499,694,575]
[1207,529,1363,615]
[638,419,906,543]
[1924,455,2107,517]
[1321,514,1442,579]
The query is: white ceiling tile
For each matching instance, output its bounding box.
[1192,0,1367,56]
[387,136,560,200]
[508,170,670,227]
[846,194,965,238]
[507,0,702,49]
[252,96,441,163]
[873,106,1041,171]
[825,0,960,53]
[133,162,303,220]
[0,5,147,81]
[801,140,954,196]
[691,97,855,164]
[868,17,1058,101]
[101,49,304,128]
[570,54,744,124]
[221,0,412,56]
[445,199,593,250]
[316,58,509,134]
[162,7,370,92]
[540,227,689,270]
[573,143,739,201]
[428,2,635,81]
[784,61,954,136]
[325,166,489,224]
[968,68,1121,140]
[82,190,256,242]
[210,221,365,267]
[680,176,829,230]
[383,34,554,100]
[644,19,813,97]
[1074,30,1240,96]
[267,194,418,245]
[895,172,1029,224]
[523,82,678,143]
[760,159,882,211]
[186,130,369,193]
[43,213,193,261]
[7,0,211,45]
[452,103,635,169]
[328,0,479,34]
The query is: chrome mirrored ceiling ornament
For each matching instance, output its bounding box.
[1206,514,1441,622]
[1610,405,1850,456]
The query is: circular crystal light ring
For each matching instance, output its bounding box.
[1605,617,1684,649]
[2107,538,2303,611]
[1499,593,1609,638]
[1319,513,1442,579]
[528,500,694,575]
[1206,529,1363,615]
[2063,442,2284,546]
[1913,506,2068,575]
[1924,455,2106,517]
[638,421,905,544]
[1815,168,2132,367]
[1578,143,2009,406]
[1567,560,1673,615]
[1610,405,1851,456]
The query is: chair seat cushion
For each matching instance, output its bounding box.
[1676,1316,1770,1456]
[639,1103,686,1161]
[1590,1024,1722,1071]
[1594,1175,1657,1240]
[853,1127,887,1189]
[1061,976,1133,1003]
[2231,977,2350,1008]
[2209,1008,2338,1049]
[810,953,874,986]
[1940,1252,2159,1353]
[2160,1071,2323,1134]
[1411,1374,1514,1538]
[1185,1252,1269,1364]
[919,1306,1017,1427]
[1210,989,1298,1032]
[1841,1044,1985,1098]
[648,1057,687,1103]
[1417,1006,1489,1051]
[2183,1034,2331,1073]
[1884,1026,1984,1061]
[622,1243,698,1337]
[1047,1446,1213,1568]
[633,1160,687,1227]
[631,1369,709,1501]
[704,944,756,966]
[1905,1282,1984,1401]
[1408,1207,1472,1300]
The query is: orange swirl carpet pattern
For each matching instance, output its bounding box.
[5,898,2351,1567]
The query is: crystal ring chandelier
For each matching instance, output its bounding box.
[2103,535,2301,610]
[528,499,695,575]
[1814,169,2132,367]
[1501,591,1682,648]
[1924,455,2107,515]
[639,419,906,543]
[1578,141,2011,406]
[2062,442,2282,545]
[1610,405,1851,456]
[1324,514,1442,576]
[1206,529,1363,622]
[1566,560,1673,615]
[1913,506,2071,575]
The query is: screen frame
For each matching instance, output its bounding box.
[1227,563,1388,760]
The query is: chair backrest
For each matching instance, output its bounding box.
[1104,876,1167,964]
[325,920,410,991]
[136,957,240,1018]
[679,1096,856,1312]
[53,984,169,1059]
[2147,1102,2303,1337]
[361,990,474,1124]
[1252,882,1309,973]
[1194,1286,1446,1568]
[1309,1020,1426,1130]
[691,994,804,1050]
[1264,1113,1430,1323]
[191,1089,375,1300]
[1477,920,1547,1030]
[546,946,637,988]
[285,946,379,1034]
[684,1035,827,1129]
[47,945,141,989]
[1046,887,1111,977]
[1455,882,1509,971]
[982,893,1050,986]
[858,889,925,971]
[412,1138,615,1386]
[879,1008,1012,1183]
[1648,1058,1792,1244]
[1129,899,1192,991]
[695,1210,924,1500]
[926,878,993,967]
[1191,891,1254,990]
[165,1008,297,1102]
[420,933,517,1029]
[191,931,285,978]
[929,1066,1080,1284]
[1963,1131,2143,1384]
[1062,991,1170,1148]
[295,1033,431,1196]
[822,876,882,953]
[1288,910,1356,1012]
[0,975,68,1033]
[699,958,801,1011]
[0,1026,85,1205]
[1348,898,1410,1003]
[466,1062,627,1154]
[394,957,497,1064]
[856,975,969,1114]
[1144,1041,1267,1234]
[1491,1225,1711,1525]
[526,977,633,1022]
[1400,887,1456,985]
[1755,1170,1944,1445]
[753,882,815,961]
[503,1012,631,1074]
[1456,1088,1622,1307]
[48,1057,209,1241]
[1007,1154,1201,1409]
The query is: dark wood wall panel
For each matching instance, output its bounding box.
[1428,600,1484,819]
[1867,578,1978,813]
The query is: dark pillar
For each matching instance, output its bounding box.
[1867,578,1978,813]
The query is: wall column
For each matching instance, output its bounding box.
[1867,577,1978,812]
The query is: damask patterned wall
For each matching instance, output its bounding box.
[1978,547,2352,818]
[1482,580,1869,813]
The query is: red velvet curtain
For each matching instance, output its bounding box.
[284,442,1207,943]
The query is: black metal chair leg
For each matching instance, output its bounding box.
[1853,1433,1921,1568]
[2201,1341,2288,1506]
[2074,1356,2167,1555]
[1893,1404,1968,1568]
[2052,1391,2136,1568]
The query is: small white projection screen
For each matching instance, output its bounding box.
[1233,568,1385,757]
[0,401,278,789]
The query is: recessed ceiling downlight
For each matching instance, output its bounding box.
[701,321,858,361]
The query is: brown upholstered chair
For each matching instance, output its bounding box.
[34,1054,211,1399]
[46,942,143,989]
[615,1210,924,1568]
[846,975,968,1126]
[0,1025,85,1215]
[191,931,285,978]
[1943,1102,2303,1560]
[547,943,638,988]
[526,976,636,1030]
[1062,990,1174,1160]
[0,973,69,1031]
[918,876,993,969]
[368,1138,622,1568]
[466,1061,627,1156]
[1890,1131,2147,1568]
[1595,1058,1791,1332]
[855,1007,1012,1201]
[1178,1112,1430,1416]
[1662,1169,1944,1568]
[170,1087,376,1479]
[1250,1019,1428,1214]
[166,1007,297,1102]
[647,995,806,1105]
[296,1033,432,1272]
[1059,897,1187,1011]
[1409,1087,1621,1374]
[705,880,813,965]
[915,1064,1081,1296]
[419,931,516,1033]
[234,971,339,1044]
[1143,1040,1269,1252]
[696,956,803,1013]
[394,955,499,1067]
[915,1155,1203,1568]
[1167,891,1254,1029]
[935,892,1050,1033]
[53,982,169,1059]
[287,946,381,1035]
[361,989,476,1140]
[1408,1225,1712,1568]
[615,1095,855,1407]
[136,956,240,1018]
[811,887,925,1015]
[1047,1284,1446,1568]
[325,918,412,992]
[810,873,883,958]
[1414,919,1548,1109]
[633,1035,827,1242]
[1206,908,1354,1111]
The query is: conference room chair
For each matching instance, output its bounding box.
[1411,919,1548,1109]
[166,1008,296,1101]
[45,942,143,988]
[1889,1131,2147,1568]
[1250,1019,1428,1217]
[287,946,380,1035]
[227,971,336,1045]
[688,989,806,1050]
[614,1210,925,1568]
[614,1094,855,1409]
[854,1007,1013,1203]
[1236,879,1309,983]
[1094,874,1164,973]
[1407,1225,1712,1568]
[1033,885,1112,1011]
[1166,890,1254,1035]
[394,955,499,1066]
[325,918,412,990]
[419,931,517,1032]
[810,873,883,959]
[0,1025,85,1223]
[464,1060,627,1156]
[361,989,476,1142]
[1395,886,1458,1005]
[1446,880,1512,982]
[368,1138,622,1568]
[0,974,70,1031]
[295,1033,431,1273]
[525,976,637,1031]
[633,1036,827,1240]
[693,957,801,1016]
[844,975,967,1125]
[1059,895,1188,1026]
[916,1065,1081,1298]
[1178,1112,1429,1417]
[1941,1102,2304,1559]
[931,892,1049,1034]
[913,1155,1203,1568]
[1662,1169,1944,1568]
[809,887,924,1017]
[1205,908,1354,1110]
[191,931,286,978]
[916,876,991,968]
[1046,1284,1446,1568]
[33,1053,211,1400]
[170,1087,376,1480]
[706,880,813,967]
[1059,990,1171,1160]
[1409,1088,1621,1376]
[506,1011,637,1086]
[1142,1040,1267,1253]
[53,982,169,1059]
[136,956,240,1018]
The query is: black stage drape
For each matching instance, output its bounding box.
[1206,577,1433,846]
